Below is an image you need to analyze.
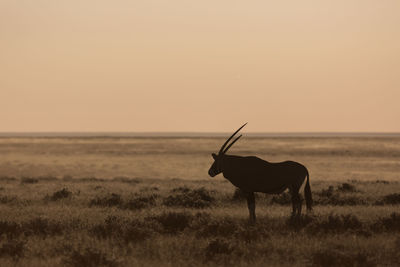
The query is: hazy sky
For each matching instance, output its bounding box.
[1,0,399,132]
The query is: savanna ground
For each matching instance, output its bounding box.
[0,136,400,266]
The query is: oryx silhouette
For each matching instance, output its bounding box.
[208,123,312,223]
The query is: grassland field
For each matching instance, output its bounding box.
[0,136,400,266]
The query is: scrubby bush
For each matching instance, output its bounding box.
[0,240,25,260]
[204,238,234,260]
[90,193,122,207]
[308,214,363,234]
[0,195,18,204]
[231,188,246,201]
[337,183,357,192]
[380,193,400,205]
[163,187,214,208]
[112,176,140,184]
[373,212,400,232]
[270,192,292,205]
[123,219,160,243]
[90,216,158,242]
[0,176,16,182]
[20,177,38,184]
[196,217,240,238]
[90,216,124,239]
[316,190,366,206]
[46,188,72,201]
[0,221,22,239]
[150,211,194,234]
[312,248,373,267]
[22,217,63,237]
[319,186,335,198]
[124,193,158,210]
[64,247,118,267]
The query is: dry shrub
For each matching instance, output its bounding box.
[64,247,118,267]
[20,177,38,184]
[319,186,335,198]
[90,216,158,242]
[0,221,22,239]
[311,248,373,267]
[380,193,400,205]
[204,238,234,260]
[124,193,158,210]
[234,226,270,243]
[46,188,72,201]
[374,180,389,184]
[90,216,124,239]
[337,183,357,193]
[270,192,292,205]
[0,176,16,182]
[90,193,122,207]
[150,211,194,234]
[0,195,18,204]
[316,189,366,206]
[308,214,363,234]
[286,214,316,230]
[22,217,63,237]
[372,212,400,232]
[231,188,247,201]
[0,240,25,260]
[163,187,214,208]
[37,175,58,181]
[123,219,160,243]
[112,176,140,184]
[196,217,240,238]
[62,175,73,181]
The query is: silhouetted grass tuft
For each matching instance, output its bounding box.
[64,247,118,267]
[308,214,363,234]
[380,193,400,205]
[20,177,38,184]
[311,248,373,267]
[337,183,357,192]
[150,211,194,234]
[373,212,400,232]
[124,193,158,210]
[204,238,234,260]
[163,187,214,208]
[46,188,72,201]
[90,216,159,243]
[0,176,16,182]
[23,217,63,237]
[0,240,25,260]
[231,188,247,201]
[90,193,122,207]
[0,221,22,239]
[0,195,18,204]
[270,192,292,205]
[112,176,140,184]
[196,217,240,238]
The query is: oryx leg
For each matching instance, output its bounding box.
[245,191,256,224]
[289,185,302,217]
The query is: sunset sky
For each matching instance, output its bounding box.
[1,1,399,132]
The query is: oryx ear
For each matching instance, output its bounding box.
[212,153,217,160]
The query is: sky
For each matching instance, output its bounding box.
[1,0,399,132]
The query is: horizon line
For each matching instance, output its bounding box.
[1,131,400,137]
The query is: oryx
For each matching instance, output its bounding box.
[208,123,312,223]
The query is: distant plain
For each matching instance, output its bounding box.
[0,136,399,266]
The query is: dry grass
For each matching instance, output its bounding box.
[0,136,399,266]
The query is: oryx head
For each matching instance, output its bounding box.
[208,123,247,177]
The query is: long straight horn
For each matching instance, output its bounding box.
[223,134,242,154]
[218,123,247,155]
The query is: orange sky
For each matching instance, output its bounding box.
[1,0,399,132]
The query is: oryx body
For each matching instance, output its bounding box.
[208,124,312,223]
